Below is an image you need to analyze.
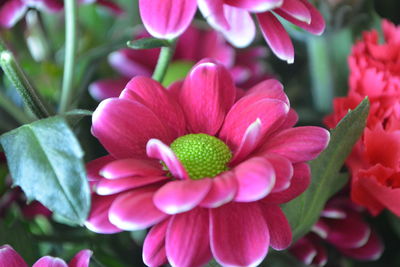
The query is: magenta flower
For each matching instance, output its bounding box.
[89,25,268,101]
[139,0,325,63]
[86,59,329,267]
[0,245,92,267]
[290,197,384,266]
[0,0,122,28]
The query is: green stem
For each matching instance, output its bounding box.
[0,89,32,124]
[0,45,51,119]
[152,40,176,83]
[59,0,77,113]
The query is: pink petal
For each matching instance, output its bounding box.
[85,194,122,234]
[0,0,27,28]
[198,0,230,31]
[92,98,174,159]
[220,97,289,161]
[224,0,283,12]
[166,208,211,267]
[245,79,289,105]
[68,250,92,267]
[278,0,311,23]
[100,158,163,179]
[339,231,384,260]
[217,5,256,48]
[153,179,212,214]
[109,188,168,231]
[120,76,186,137]
[89,78,129,101]
[312,220,330,239]
[180,60,236,135]
[234,157,276,202]
[86,155,115,182]
[210,202,270,267]
[230,119,263,164]
[325,213,371,249]
[108,49,154,77]
[200,171,237,208]
[96,176,168,196]
[143,220,169,267]
[289,237,318,265]
[0,245,28,267]
[139,0,197,39]
[264,153,293,192]
[321,207,346,219]
[146,139,188,180]
[277,108,299,131]
[259,204,292,250]
[260,126,330,163]
[264,163,311,204]
[33,257,68,267]
[257,12,294,63]
[275,0,325,35]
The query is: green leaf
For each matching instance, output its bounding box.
[0,116,90,224]
[283,98,370,241]
[127,38,170,50]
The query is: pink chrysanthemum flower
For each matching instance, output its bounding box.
[138,0,325,63]
[0,245,92,267]
[290,196,384,266]
[86,59,330,267]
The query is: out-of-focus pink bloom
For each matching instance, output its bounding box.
[290,197,384,266]
[0,0,122,28]
[0,245,92,267]
[86,59,329,267]
[138,0,325,63]
[325,20,400,217]
[89,25,269,101]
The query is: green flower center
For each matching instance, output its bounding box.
[170,134,232,180]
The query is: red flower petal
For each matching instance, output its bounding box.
[166,208,211,267]
[154,179,212,214]
[0,245,28,267]
[92,98,174,159]
[257,12,294,63]
[139,0,197,39]
[180,60,236,135]
[210,202,270,267]
[234,157,276,202]
[143,220,169,267]
[109,188,168,231]
[85,194,122,234]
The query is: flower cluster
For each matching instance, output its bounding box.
[0,245,92,267]
[325,20,400,216]
[85,59,329,267]
[290,196,384,266]
[139,0,325,63]
[89,26,270,101]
